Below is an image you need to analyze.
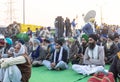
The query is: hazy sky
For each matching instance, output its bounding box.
[0,0,120,28]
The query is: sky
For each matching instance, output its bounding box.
[0,0,120,28]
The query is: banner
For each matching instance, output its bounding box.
[20,24,42,32]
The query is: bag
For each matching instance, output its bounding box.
[88,72,115,82]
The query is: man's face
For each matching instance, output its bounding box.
[107,38,112,43]
[55,43,61,52]
[55,43,61,49]
[33,42,39,50]
[107,38,113,45]
[106,38,113,48]
[14,44,21,53]
[81,38,87,45]
[88,38,96,50]
[114,38,119,43]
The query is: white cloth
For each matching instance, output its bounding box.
[0,65,22,82]
[72,64,104,75]
[54,47,63,63]
[43,60,68,70]
[0,48,5,57]
[1,56,26,68]
[13,44,25,57]
[88,45,99,59]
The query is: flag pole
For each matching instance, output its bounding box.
[23,0,25,24]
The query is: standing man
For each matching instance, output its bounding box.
[54,16,64,38]
[26,27,32,38]
[82,18,96,36]
[71,18,77,36]
[65,17,72,37]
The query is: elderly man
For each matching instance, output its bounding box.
[0,43,31,82]
[0,34,6,58]
[30,38,47,67]
[72,34,105,75]
[104,35,119,64]
[43,40,68,70]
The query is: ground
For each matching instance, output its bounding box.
[30,65,109,82]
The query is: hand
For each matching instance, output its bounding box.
[74,55,77,58]
[80,54,84,58]
[0,59,4,64]
[104,57,107,61]
[51,62,56,68]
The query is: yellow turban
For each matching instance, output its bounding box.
[89,18,95,22]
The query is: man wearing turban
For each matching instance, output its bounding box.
[72,34,105,75]
[82,18,96,36]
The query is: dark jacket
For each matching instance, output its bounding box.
[104,43,119,64]
[109,54,119,81]
[82,23,94,35]
[51,48,68,64]
[31,46,47,60]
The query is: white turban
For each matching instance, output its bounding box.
[14,43,25,57]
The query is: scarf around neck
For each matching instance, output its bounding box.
[54,47,63,63]
[88,45,99,59]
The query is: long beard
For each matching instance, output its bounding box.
[14,52,22,57]
[82,42,87,47]
[106,42,113,49]
[88,43,95,50]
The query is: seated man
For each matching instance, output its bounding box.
[29,39,47,67]
[0,43,31,82]
[104,35,119,64]
[109,51,120,82]
[43,40,68,70]
[69,38,81,64]
[72,34,105,75]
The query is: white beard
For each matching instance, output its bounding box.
[33,45,38,50]
[14,52,21,57]
[42,46,47,50]
[106,42,113,49]
[14,45,25,57]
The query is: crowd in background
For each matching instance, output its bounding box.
[0,17,120,82]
